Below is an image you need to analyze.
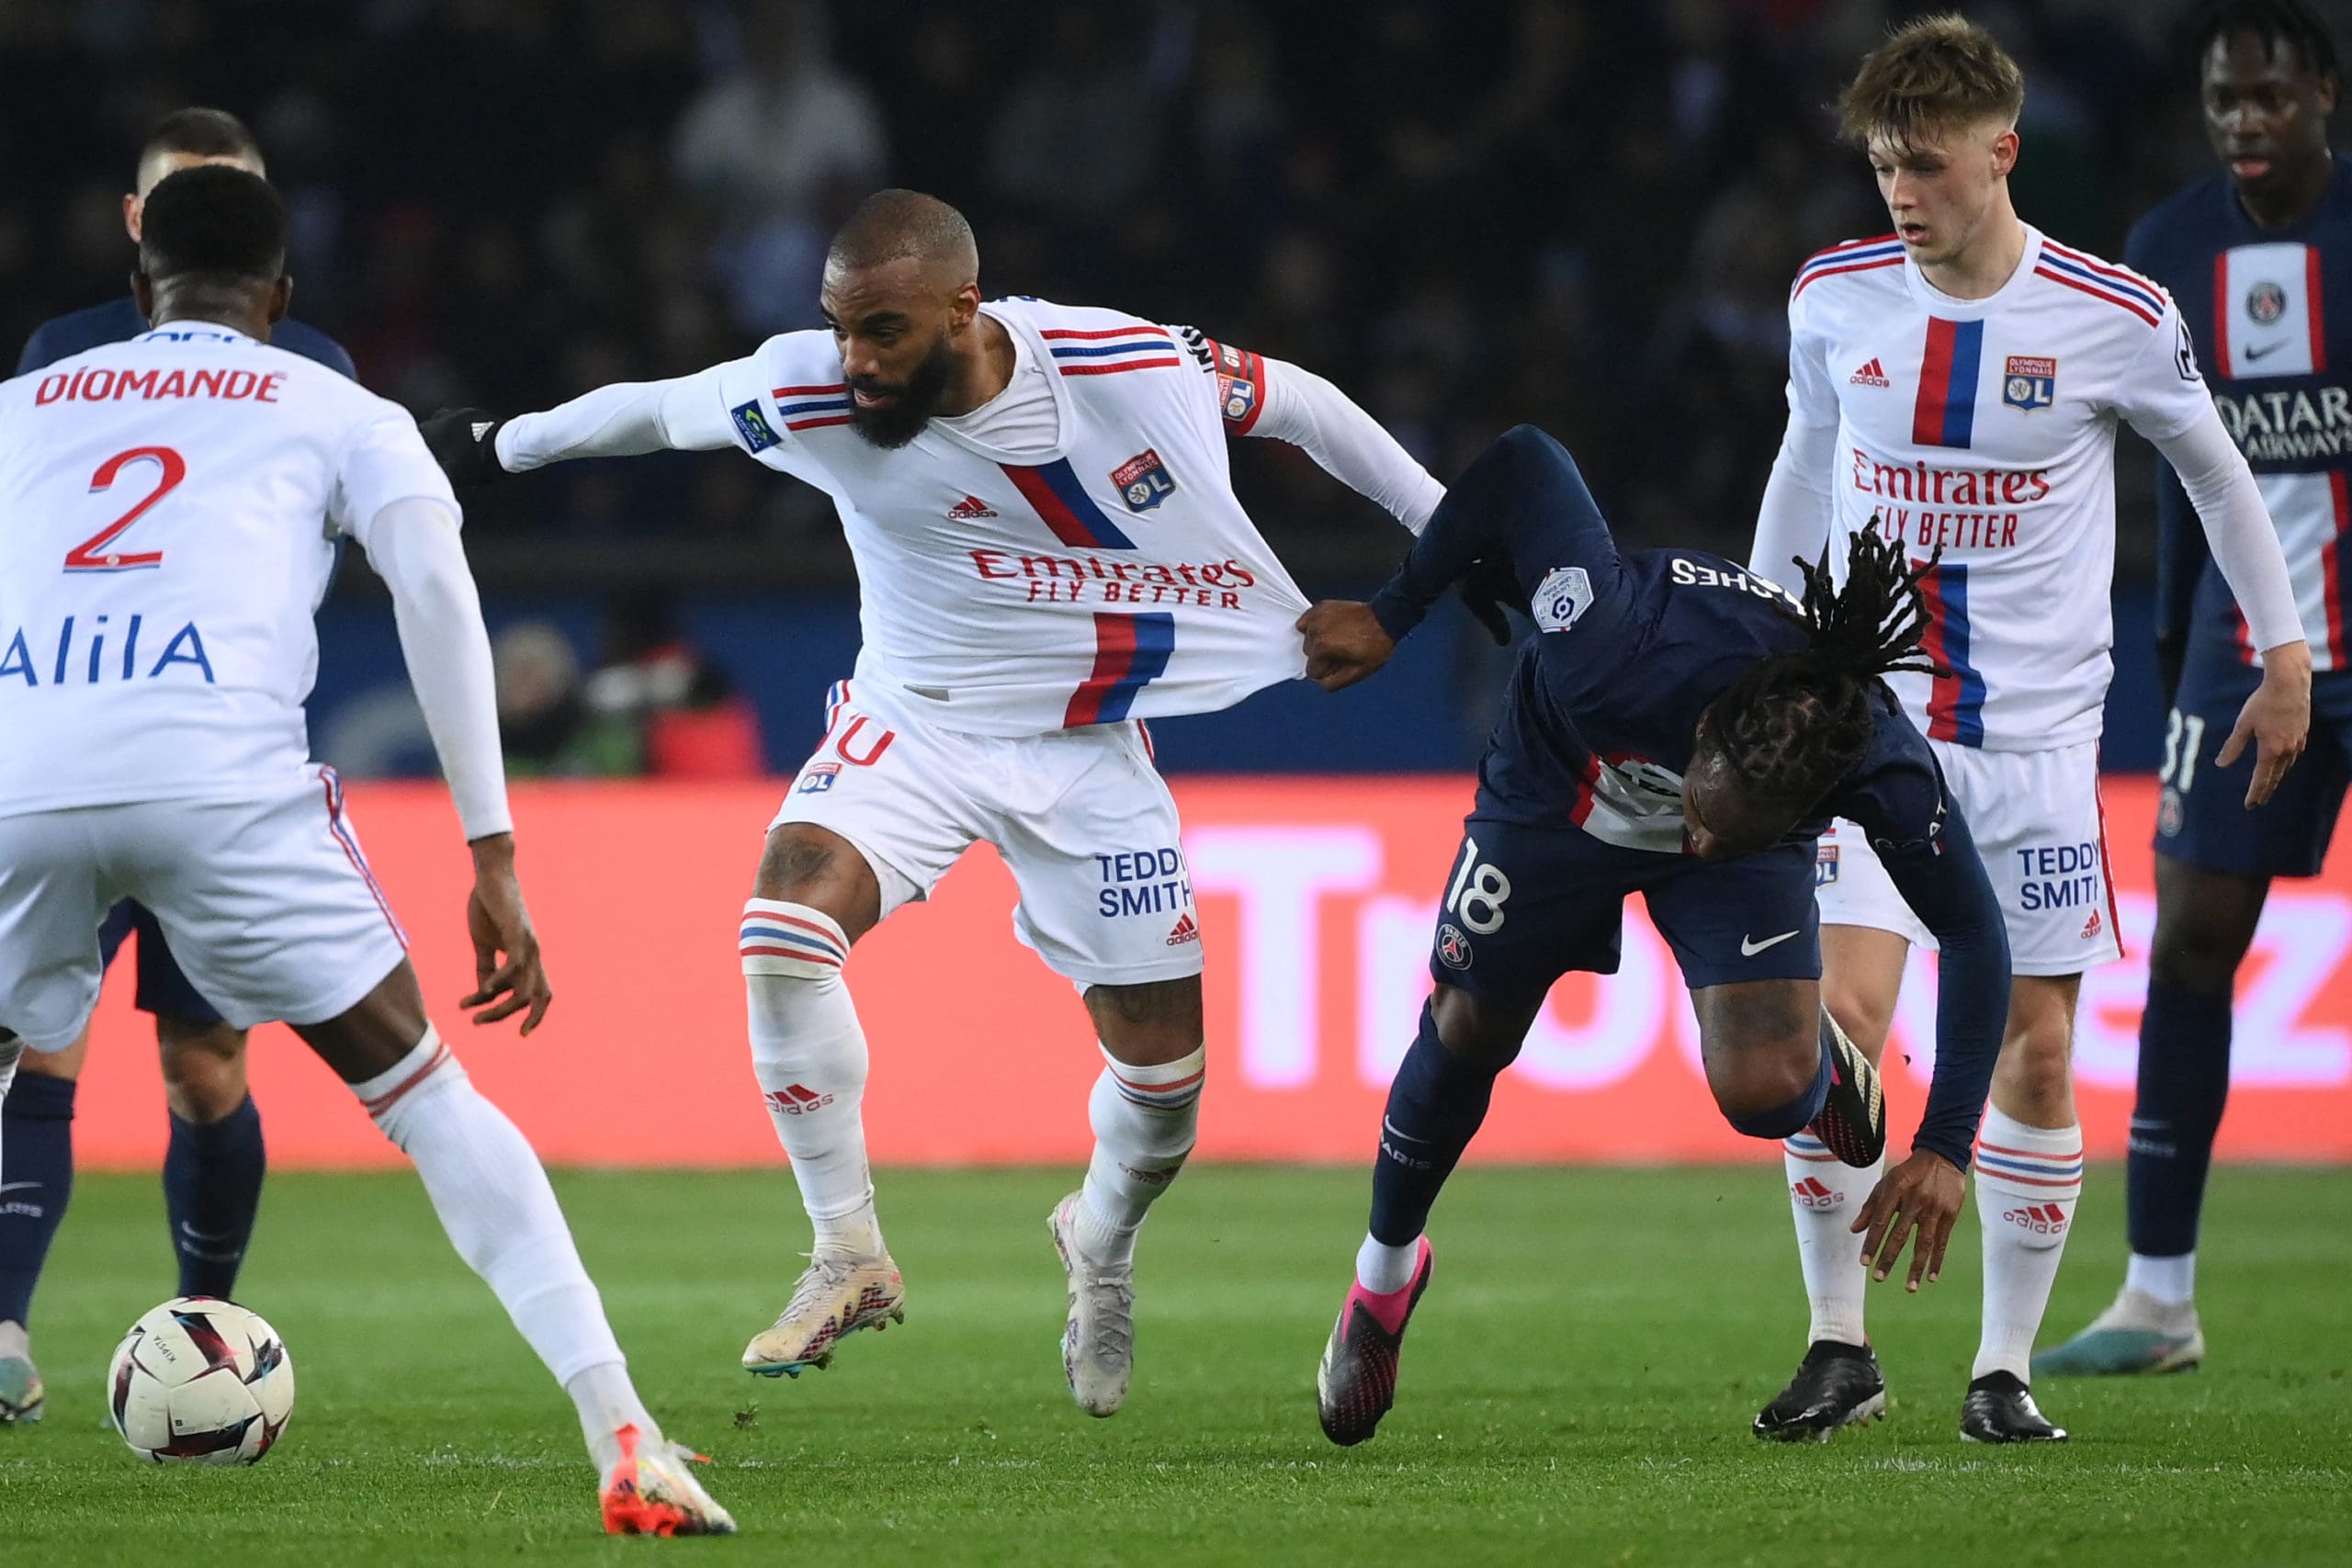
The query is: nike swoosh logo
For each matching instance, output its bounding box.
[2244,338,2293,361]
[0,1181,39,1195]
[1381,1117,1430,1145]
[1741,931,1801,956]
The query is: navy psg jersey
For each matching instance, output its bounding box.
[17,296,356,381]
[1372,425,1944,859]
[2131,154,2352,669]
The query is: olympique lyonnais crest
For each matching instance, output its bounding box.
[797,761,841,795]
[2003,355,2056,412]
[1815,842,1840,887]
[1112,448,1177,513]
[2247,278,2287,325]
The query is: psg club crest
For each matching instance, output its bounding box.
[2246,279,2287,325]
[2002,355,2056,412]
[1532,565,1593,631]
[1436,922,1472,970]
[1112,448,1177,513]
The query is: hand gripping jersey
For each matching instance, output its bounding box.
[2132,154,2352,670]
[1779,224,2213,750]
[705,299,1311,737]
[0,324,457,815]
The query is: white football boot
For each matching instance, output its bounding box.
[1048,1191,1135,1417]
[599,1423,737,1536]
[741,1252,905,1377]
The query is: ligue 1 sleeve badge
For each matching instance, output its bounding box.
[1532,565,1594,631]
[2003,355,2056,412]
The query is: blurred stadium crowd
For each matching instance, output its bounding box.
[0,0,2274,596]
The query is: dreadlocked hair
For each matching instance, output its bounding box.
[1703,525,1945,814]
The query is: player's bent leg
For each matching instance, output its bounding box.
[740,822,904,1382]
[0,1025,87,1423]
[1967,973,2081,1442]
[2040,855,2255,1379]
[1756,923,1910,1439]
[1046,976,1204,1418]
[155,1018,266,1303]
[1694,974,1894,1443]
[1318,985,1535,1447]
[296,964,732,1532]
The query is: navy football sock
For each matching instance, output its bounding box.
[1726,1027,1832,1141]
[2126,981,2232,1258]
[165,1095,266,1301]
[0,1073,76,1327]
[1368,1003,1509,1246]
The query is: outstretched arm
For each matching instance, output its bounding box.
[1240,349,1446,532]
[1299,423,1626,689]
[419,362,748,483]
[360,497,552,1033]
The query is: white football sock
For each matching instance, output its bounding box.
[742,900,882,1259]
[1355,1233,1419,1295]
[1073,1043,1204,1265]
[565,1361,659,1475]
[355,1028,640,1468]
[1972,1107,2084,1382]
[2125,1250,2196,1307]
[1785,1135,1875,1347]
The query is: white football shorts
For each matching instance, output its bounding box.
[1815,738,2120,976]
[0,765,410,1051]
[769,679,1204,989]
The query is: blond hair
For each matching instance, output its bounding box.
[1838,13,2025,151]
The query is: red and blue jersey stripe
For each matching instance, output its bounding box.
[2034,242,2163,328]
[1791,235,1905,298]
[1040,325,1182,376]
[1915,560,1986,747]
[1003,458,1136,549]
[1064,611,1175,727]
[1911,317,1984,449]
[771,383,853,432]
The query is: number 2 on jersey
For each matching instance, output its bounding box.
[63,446,187,572]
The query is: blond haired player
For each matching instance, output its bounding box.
[0,167,730,1535]
[1747,14,2310,1443]
[422,188,1442,1417]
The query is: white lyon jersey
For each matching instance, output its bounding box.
[633,298,1310,738]
[1776,224,2213,750]
[0,323,457,814]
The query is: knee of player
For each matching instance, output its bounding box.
[1428,986,1533,1070]
[1995,1025,2074,1108]
[2145,918,2252,998]
[1706,1032,1819,1122]
[158,1039,251,1120]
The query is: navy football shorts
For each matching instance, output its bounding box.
[1425,812,1824,1004]
[2157,637,2352,879]
[95,898,228,1026]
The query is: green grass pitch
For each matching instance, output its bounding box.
[4,1165,2347,1565]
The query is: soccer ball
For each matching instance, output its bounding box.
[106,1297,295,1464]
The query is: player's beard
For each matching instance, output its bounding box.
[847,331,956,450]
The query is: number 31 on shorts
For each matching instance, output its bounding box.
[1443,835,1511,934]
[2160,709,2207,794]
